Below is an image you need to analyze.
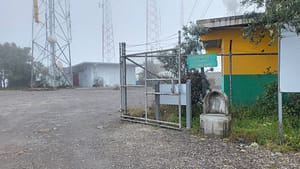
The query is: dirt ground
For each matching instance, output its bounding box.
[0,88,300,169]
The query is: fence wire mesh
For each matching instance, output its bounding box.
[120,41,183,129]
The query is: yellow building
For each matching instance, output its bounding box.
[197,15,278,104]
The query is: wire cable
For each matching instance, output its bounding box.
[187,0,199,23]
[200,0,213,18]
[126,33,178,48]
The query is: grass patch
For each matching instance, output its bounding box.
[129,102,300,152]
[230,105,300,152]
[127,105,181,123]
[127,103,203,131]
[126,108,145,117]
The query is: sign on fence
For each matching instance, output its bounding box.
[159,84,187,105]
[280,29,300,92]
[187,53,217,69]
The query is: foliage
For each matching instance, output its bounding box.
[182,69,210,105]
[230,79,300,152]
[136,60,166,87]
[241,0,300,44]
[158,22,208,77]
[158,23,210,105]
[256,80,278,116]
[256,79,300,117]
[144,23,210,112]
[0,43,32,87]
[231,107,300,152]
[182,22,208,55]
[157,50,185,77]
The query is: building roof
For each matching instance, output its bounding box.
[72,62,136,73]
[196,15,251,29]
[72,62,135,68]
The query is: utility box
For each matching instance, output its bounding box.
[200,90,231,137]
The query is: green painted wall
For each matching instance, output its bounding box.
[223,74,277,104]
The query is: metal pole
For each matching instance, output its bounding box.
[186,79,191,129]
[123,43,127,114]
[145,1,149,123]
[144,52,148,123]
[49,0,56,88]
[229,40,233,114]
[180,0,184,28]
[146,0,149,52]
[68,42,73,87]
[31,1,35,88]
[101,0,105,62]
[145,0,149,120]
[178,30,182,129]
[119,43,123,114]
[155,81,160,120]
[119,42,127,115]
[278,31,283,143]
[278,92,283,143]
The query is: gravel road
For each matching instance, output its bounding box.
[0,88,299,169]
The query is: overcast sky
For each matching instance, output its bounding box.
[0,0,244,65]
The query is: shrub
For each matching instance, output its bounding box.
[182,70,210,105]
[231,80,300,151]
[256,80,300,118]
[256,80,278,116]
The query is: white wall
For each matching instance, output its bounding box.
[78,66,93,87]
[77,64,136,87]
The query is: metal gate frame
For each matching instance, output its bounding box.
[119,32,183,129]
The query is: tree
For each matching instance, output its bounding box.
[241,0,300,44]
[158,22,208,77]
[137,60,163,81]
[157,23,210,104]
[0,43,32,87]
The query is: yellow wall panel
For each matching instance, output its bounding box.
[202,28,278,54]
[201,27,278,75]
[223,55,278,75]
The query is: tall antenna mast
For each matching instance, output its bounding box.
[180,0,184,28]
[101,0,105,62]
[100,0,115,63]
[31,0,72,88]
[146,0,160,51]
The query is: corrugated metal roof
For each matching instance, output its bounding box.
[196,15,250,28]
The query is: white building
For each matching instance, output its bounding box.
[72,62,136,87]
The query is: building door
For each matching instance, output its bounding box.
[73,73,79,87]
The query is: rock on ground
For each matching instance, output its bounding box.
[0,89,299,169]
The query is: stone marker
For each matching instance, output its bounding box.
[200,90,231,137]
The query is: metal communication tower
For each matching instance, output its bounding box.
[180,0,184,28]
[31,0,72,88]
[100,0,115,62]
[146,0,160,51]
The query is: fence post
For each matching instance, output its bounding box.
[119,42,127,115]
[229,40,233,114]
[155,81,160,120]
[178,30,182,129]
[186,80,192,129]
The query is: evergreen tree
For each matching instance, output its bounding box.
[0,43,32,87]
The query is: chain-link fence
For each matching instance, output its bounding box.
[119,36,186,129]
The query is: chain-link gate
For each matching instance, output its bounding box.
[119,33,187,129]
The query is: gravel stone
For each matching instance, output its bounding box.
[0,89,299,169]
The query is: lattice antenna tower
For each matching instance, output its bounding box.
[31,0,72,88]
[180,0,184,28]
[100,0,115,62]
[146,0,160,51]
